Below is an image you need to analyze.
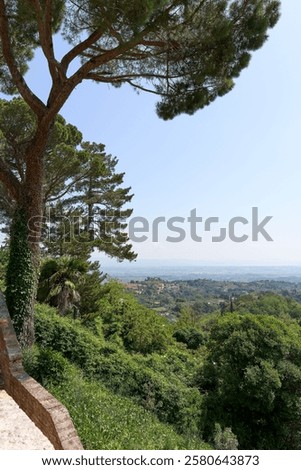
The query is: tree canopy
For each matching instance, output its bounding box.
[0,98,136,261]
[0,1,280,120]
[200,313,301,449]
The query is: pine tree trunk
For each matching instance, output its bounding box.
[5,126,46,348]
[6,208,37,347]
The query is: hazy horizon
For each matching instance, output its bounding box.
[99,262,301,283]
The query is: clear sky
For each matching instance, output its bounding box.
[7,1,301,266]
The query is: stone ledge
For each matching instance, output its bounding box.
[0,293,83,450]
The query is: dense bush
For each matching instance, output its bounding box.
[24,346,210,450]
[173,327,206,350]
[35,303,105,368]
[92,347,204,435]
[121,303,171,354]
[51,376,208,450]
[233,293,301,320]
[34,304,203,435]
[23,345,73,386]
[98,281,172,354]
[213,424,238,450]
[136,346,204,387]
[199,313,301,449]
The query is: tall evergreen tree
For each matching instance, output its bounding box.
[45,141,135,261]
[0,98,135,343]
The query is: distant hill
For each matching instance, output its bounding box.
[103,265,301,283]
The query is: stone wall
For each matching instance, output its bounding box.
[0,293,83,450]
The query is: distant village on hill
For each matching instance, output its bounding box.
[123,277,301,321]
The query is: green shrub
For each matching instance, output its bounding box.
[34,304,204,435]
[94,350,203,434]
[234,293,301,320]
[135,346,203,387]
[48,363,210,450]
[199,313,301,449]
[23,345,74,386]
[98,281,172,354]
[35,303,104,374]
[25,346,211,450]
[213,424,238,450]
[121,302,171,354]
[173,328,206,350]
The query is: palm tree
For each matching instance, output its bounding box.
[38,257,88,317]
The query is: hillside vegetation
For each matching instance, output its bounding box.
[22,278,301,450]
[24,298,210,450]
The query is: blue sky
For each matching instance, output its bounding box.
[8,1,301,266]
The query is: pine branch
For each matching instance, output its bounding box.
[0,0,46,117]
[60,28,105,73]
[31,0,63,84]
[45,170,91,203]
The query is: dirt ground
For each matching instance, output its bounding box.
[0,390,54,450]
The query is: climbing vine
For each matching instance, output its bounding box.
[6,209,36,347]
